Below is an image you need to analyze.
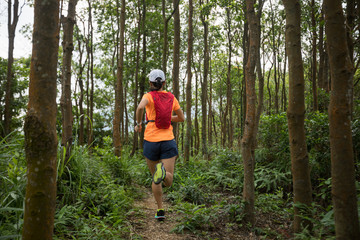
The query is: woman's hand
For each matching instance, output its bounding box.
[135,124,142,132]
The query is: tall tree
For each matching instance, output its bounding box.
[324,0,360,238]
[223,5,233,148]
[346,0,355,117]
[269,0,279,113]
[283,0,313,233]
[60,0,78,162]
[200,0,209,157]
[162,0,181,73]
[139,0,147,148]
[75,24,87,145]
[241,0,261,225]
[172,0,181,141]
[4,0,20,136]
[311,0,318,111]
[22,0,60,238]
[113,0,126,157]
[318,7,325,91]
[130,0,142,157]
[184,0,193,162]
[86,0,94,147]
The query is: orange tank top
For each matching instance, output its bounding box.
[143,91,180,142]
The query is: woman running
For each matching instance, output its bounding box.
[134,69,185,221]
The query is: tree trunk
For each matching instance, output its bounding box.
[242,6,248,133]
[87,0,94,147]
[194,71,200,155]
[255,1,264,146]
[242,0,260,225]
[162,0,168,73]
[208,50,213,146]
[324,0,360,238]
[281,52,287,112]
[4,0,19,136]
[113,0,126,157]
[318,7,325,90]
[172,0,180,142]
[225,7,233,149]
[346,0,355,118]
[130,1,142,157]
[60,0,78,162]
[200,0,208,158]
[283,0,313,233]
[270,0,279,114]
[184,0,193,162]
[311,0,318,111]
[139,0,147,148]
[76,26,87,145]
[22,0,59,238]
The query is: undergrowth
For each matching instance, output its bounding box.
[1,110,360,239]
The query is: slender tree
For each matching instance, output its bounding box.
[324,0,360,238]
[318,7,325,91]
[162,0,181,73]
[75,24,87,145]
[223,6,233,148]
[130,1,142,156]
[185,0,193,162]
[60,0,78,162]
[87,0,94,147]
[241,0,260,225]
[283,0,313,232]
[4,0,20,136]
[113,0,126,157]
[139,0,147,148]
[311,0,318,111]
[172,0,181,141]
[200,0,209,157]
[22,0,60,238]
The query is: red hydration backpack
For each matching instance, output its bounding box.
[147,91,174,129]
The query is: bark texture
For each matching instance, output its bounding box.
[22,0,60,238]
[283,0,313,233]
[324,0,360,238]
[184,0,193,162]
[60,0,78,161]
[241,0,260,225]
[4,0,19,136]
[113,0,126,157]
[172,0,181,141]
[200,0,209,158]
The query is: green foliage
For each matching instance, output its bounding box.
[352,112,360,163]
[0,57,30,135]
[172,203,218,234]
[293,202,335,240]
[255,167,291,193]
[53,138,149,239]
[304,111,331,180]
[258,113,290,167]
[0,132,26,238]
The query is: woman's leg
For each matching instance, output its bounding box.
[146,156,176,209]
[162,156,176,187]
[146,158,164,209]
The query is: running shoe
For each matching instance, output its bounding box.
[155,209,165,221]
[153,162,166,185]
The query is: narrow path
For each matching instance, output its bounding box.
[129,188,196,240]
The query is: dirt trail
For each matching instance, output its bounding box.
[128,188,269,240]
[129,188,196,240]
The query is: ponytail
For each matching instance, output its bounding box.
[150,77,163,91]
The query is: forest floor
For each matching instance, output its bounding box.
[128,188,191,240]
[127,187,292,240]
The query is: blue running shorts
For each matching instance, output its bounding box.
[143,139,178,161]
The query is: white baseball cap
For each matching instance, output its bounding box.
[149,69,165,82]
